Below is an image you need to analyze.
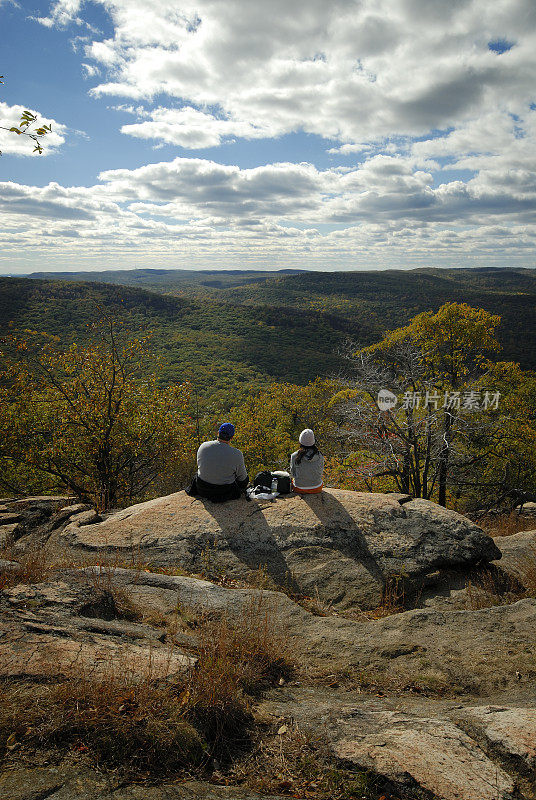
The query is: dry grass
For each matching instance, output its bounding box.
[324,662,480,699]
[0,545,54,592]
[0,670,205,775]
[0,588,294,778]
[366,576,407,619]
[464,567,522,610]
[478,512,536,538]
[231,722,401,800]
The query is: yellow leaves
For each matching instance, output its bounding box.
[1,324,197,507]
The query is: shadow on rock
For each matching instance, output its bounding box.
[300,492,385,585]
[199,498,301,594]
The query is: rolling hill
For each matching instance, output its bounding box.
[12,266,536,372]
[0,277,372,396]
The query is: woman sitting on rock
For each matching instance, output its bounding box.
[290,429,324,494]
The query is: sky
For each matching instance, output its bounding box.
[0,0,535,274]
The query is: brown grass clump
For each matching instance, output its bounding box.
[231,722,400,800]
[464,567,521,610]
[0,670,205,775]
[463,559,536,610]
[0,546,54,592]
[0,591,294,778]
[367,576,406,619]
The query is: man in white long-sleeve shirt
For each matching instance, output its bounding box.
[193,423,249,502]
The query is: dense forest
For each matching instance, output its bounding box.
[1,268,535,512]
[0,277,370,396]
[17,267,536,371]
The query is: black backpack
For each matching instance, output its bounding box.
[253,470,273,492]
[252,470,291,495]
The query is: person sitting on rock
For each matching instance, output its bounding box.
[290,429,324,494]
[192,423,249,503]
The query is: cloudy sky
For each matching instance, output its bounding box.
[1,0,535,273]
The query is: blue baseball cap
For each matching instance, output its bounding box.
[218,422,235,441]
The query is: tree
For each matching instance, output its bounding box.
[334,303,503,506]
[230,379,339,478]
[452,360,536,511]
[0,76,51,155]
[0,319,197,509]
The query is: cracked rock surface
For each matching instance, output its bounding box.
[0,571,195,681]
[3,492,536,800]
[51,489,500,611]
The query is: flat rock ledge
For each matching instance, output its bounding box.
[259,691,533,800]
[3,567,536,799]
[328,708,516,800]
[54,489,500,611]
[0,574,194,681]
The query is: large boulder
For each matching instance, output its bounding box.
[52,489,501,611]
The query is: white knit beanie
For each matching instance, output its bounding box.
[299,428,315,446]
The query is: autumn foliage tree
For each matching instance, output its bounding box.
[453,360,536,510]
[230,379,340,478]
[0,320,196,509]
[334,303,504,506]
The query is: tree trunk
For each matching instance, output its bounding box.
[438,411,452,507]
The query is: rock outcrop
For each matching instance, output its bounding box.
[4,493,536,800]
[259,689,535,800]
[455,706,536,773]
[0,571,194,681]
[0,769,290,800]
[52,489,500,611]
[4,565,534,694]
[328,709,516,800]
[3,561,536,798]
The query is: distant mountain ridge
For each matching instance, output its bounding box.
[1,268,535,394]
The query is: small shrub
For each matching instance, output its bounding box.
[194,593,294,701]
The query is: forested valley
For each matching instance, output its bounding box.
[1,267,535,514]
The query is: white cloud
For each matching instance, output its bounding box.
[121,106,267,148]
[81,62,100,78]
[33,0,85,28]
[36,0,536,149]
[1,150,535,272]
[10,0,536,271]
[328,144,371,155]
[0,102,67,156]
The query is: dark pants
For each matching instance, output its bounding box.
[187,474,248,503]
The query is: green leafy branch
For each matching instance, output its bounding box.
[0,76,52,155]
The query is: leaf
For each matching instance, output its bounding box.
[178,688,190,706]
[277,724,288,735]
[6,733,19,751]
[9,127,22,134]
